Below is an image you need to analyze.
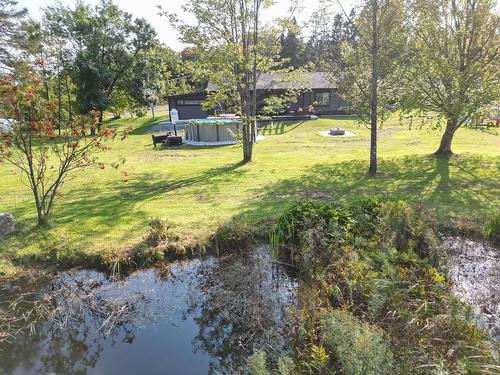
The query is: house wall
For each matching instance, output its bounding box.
[168,92,210,120]
[257,89,345,116]
[168,88,345,120]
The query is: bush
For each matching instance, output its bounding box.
[322,310,394,375]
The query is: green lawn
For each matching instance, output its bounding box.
[0,113,499,275]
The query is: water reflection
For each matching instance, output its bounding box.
[0,247,296,375]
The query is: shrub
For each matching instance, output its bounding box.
[322,310,394,375]
[270,200,354,266]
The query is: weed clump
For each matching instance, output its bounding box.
[212,220,257,254]
[322,310,394,375]
[483,211,500,246]
[135,218,182,265]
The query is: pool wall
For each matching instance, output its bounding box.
[185,122,240,143]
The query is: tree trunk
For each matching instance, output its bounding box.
[37,213,50,226]
[368,0,379,176]
[98,111,103,132]
[434,118,458,157]
[151,105,155,118]
[65,75,73,123]
[91,111,103,135]
[57,72,62,135]
[242,121,253,163]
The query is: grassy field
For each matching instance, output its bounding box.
[0,112,498,275]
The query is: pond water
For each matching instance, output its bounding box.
[0,247,297,375]
[446,237,500,341]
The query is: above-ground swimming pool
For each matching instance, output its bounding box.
[185,118,241,145]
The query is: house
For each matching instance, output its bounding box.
[165,72,345,120]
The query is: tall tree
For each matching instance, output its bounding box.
[164,0,281,163]
[334,0,406,175]
[279,17,305,69]
[303,5,355,70]
[44,0,156,132]
[128,44,179,117]
[0,0,27,66]
[401,0,499,156]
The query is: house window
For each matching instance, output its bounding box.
[313,91,331,106]
[176,99,202,105]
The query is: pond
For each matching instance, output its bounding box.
[0,247,297,375]
[446,237,500,341]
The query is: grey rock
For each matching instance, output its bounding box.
[0,213,14,237]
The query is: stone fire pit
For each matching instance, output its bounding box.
[329,127,345,135]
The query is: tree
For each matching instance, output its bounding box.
[401,0,500,156]
[128,45,180,117]
[334,0,406,175]
[43,0,157,132]
[0,0,27,66]
[279,17,305,69]
[303,4,356,70]
[0,66,127,226]
[164,0,282,163]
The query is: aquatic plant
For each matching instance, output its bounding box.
[322,310,394,375]
[483,211,500,245]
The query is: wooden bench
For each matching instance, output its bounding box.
[152,133,171,148]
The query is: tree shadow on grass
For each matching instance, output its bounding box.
[232,153,499,225]
[52,160,248,231]
[126,116,169,136]
[259,121,305,136]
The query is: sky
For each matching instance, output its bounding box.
[19,0,357,51]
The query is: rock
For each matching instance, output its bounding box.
[0,213,14,237]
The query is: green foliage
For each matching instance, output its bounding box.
[0,0,28,65]
[400,0,500,134]
[273,197,499,372]
[483,211,500,246]
[377,200,440,260]
[271,197,383,266]
[276,356,295,375]
[322,310,394,375]
[247,350,296,375]
[248,350,270,375]
[44,0,157,119]
[334,0,407,125]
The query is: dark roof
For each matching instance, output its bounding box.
[207,72,336,91]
